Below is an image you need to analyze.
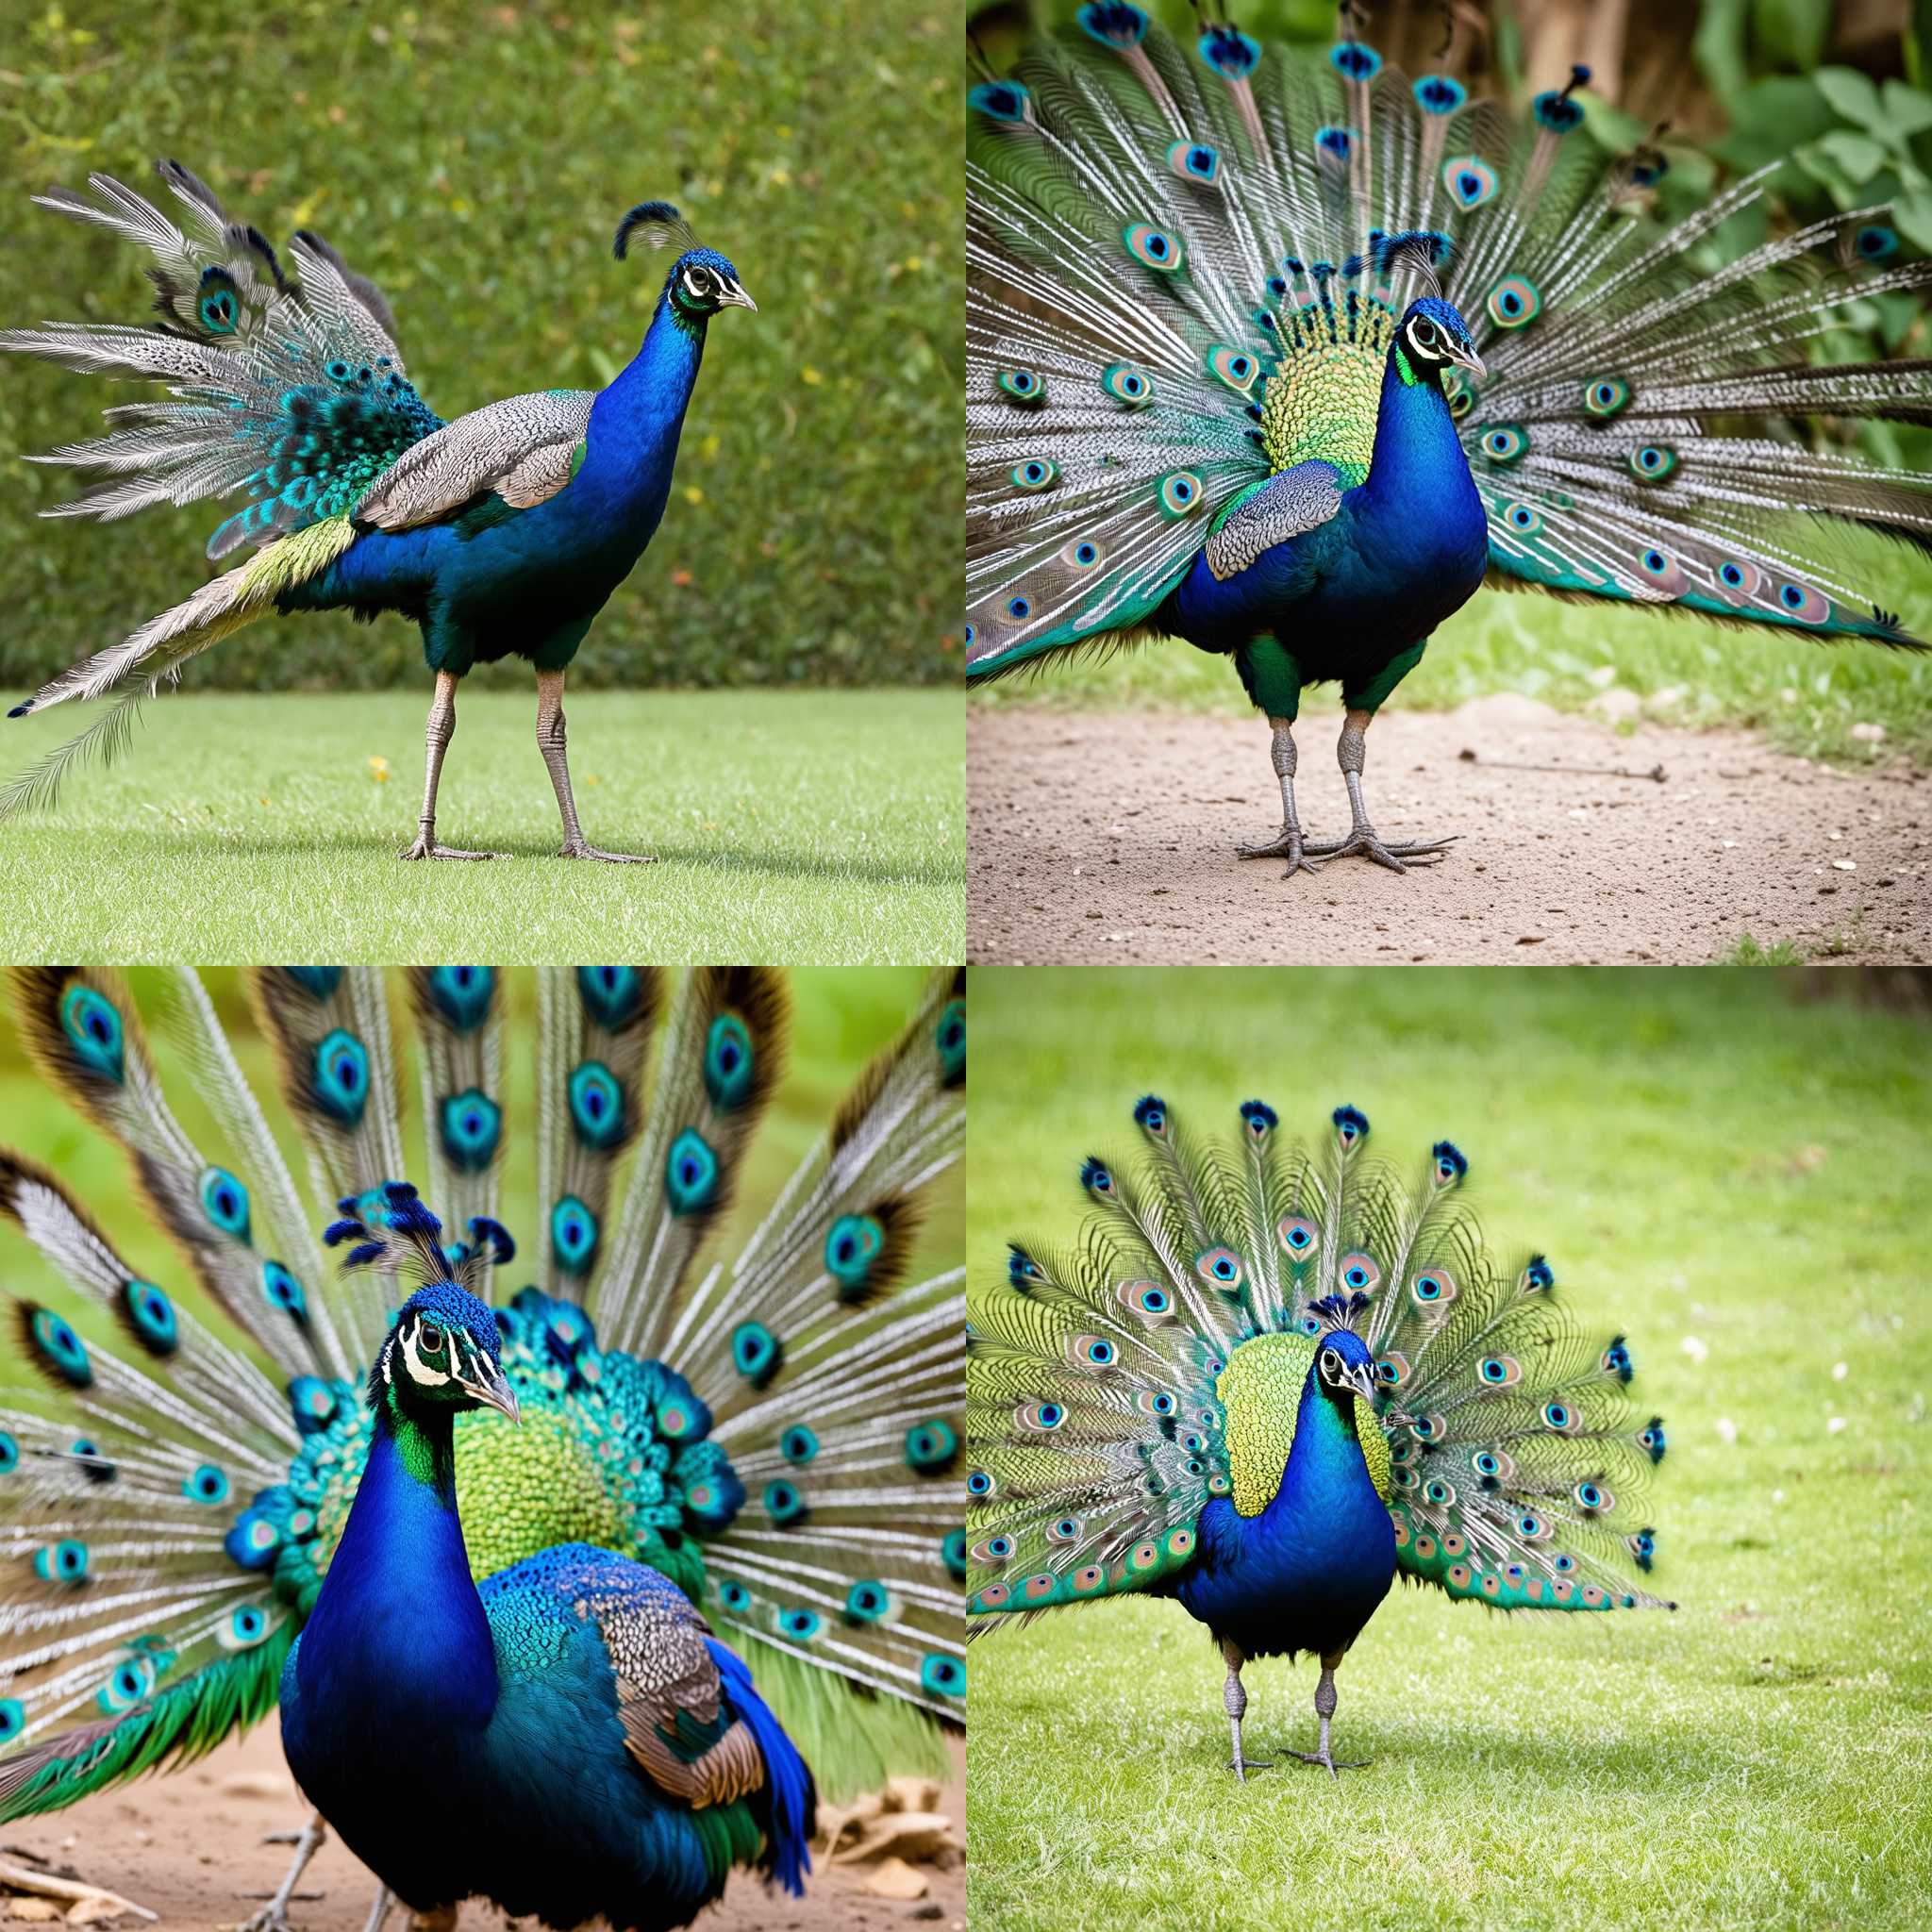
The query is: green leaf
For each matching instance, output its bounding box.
[1691,0,1751,103]
[1814,65,1887,131]
[1709,77,1840,175]
[1881,78,1932,139]
[1817,130,1889,183]
[1893,187,1932,253]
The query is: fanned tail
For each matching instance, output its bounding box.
[670,970,967,1734]
[968,1096,1669,1624]
[0,1157,304,1820]
[1,161,436,557]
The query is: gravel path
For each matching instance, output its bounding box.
[967,694,1931,964]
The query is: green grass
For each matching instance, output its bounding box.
[967,968,1932,1932]
[0,0,959,691]
[970,582,1932,768]
[0,691,962,961]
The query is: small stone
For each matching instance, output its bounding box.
[1850,722,1887,742]
[8,1903,58,1924]
[863,1859,929,1901]
[218,1772,293,1799]
[1831,859,1857,872]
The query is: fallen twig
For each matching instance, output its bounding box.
[0,1855,157,1923]
[1458,749,1666,782]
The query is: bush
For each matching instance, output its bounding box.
[0,1,962,691]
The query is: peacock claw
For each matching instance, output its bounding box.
[1236,827,1321,879]
[1285,1749,1371,1777]
[557,840,657,864]
[1300,826,1455,873]
[399,837,504,861]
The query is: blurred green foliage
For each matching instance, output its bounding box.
[0,0,961,691]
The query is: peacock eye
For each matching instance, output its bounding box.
[1411,318,1440,351]
[418,1322,443,1352]
[1320,1348,1340,1379]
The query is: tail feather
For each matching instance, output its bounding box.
[0,516,358,818]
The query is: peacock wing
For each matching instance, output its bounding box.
[351,390,598,533]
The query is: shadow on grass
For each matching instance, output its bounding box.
[150,827,965,891]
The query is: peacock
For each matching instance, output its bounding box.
[280,1225,813,1932]
[0,964,963,1923]
[966,1097,1670,1778]
[965,5,1932,874]
[0,164,755,860]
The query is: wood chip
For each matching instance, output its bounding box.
[0,1857,154,1924]
[861,1858,928,1901]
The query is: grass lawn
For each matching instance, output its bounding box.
[970,580,1932,768]
[966,968,1932,1932]
[0,690,962,962]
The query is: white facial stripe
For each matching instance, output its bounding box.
[400,1321,452,1387]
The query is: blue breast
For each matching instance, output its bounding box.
[1174,1377,1396,1660]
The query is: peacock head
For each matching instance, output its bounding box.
[325,1182,520,1426]
[612,201,757,318]
[375,1283,519,1425]
[1393,297,1485,386]
[1313,1328,1380,1409]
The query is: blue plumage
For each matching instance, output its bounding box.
[281,1272,814,1929]
[1174,1329,1394,1663]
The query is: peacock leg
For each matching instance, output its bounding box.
[360,1888,396,1932]
[237,1808,327,1932]
[1236,718,1320,878]
[1285,1652,1370,1777]
[400,672,506,860]
[1302,708,1455,872]
[535,669,657,863]
[1222,1638,1273,1780]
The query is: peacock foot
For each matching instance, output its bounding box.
[1301,825,1454,873]
[1226,1755,1274,1782]
[1235,825,1321,880]
[557,839,657,863]
[398,836,505,861]
[1285,1748,1371,1778]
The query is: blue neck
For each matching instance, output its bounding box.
[1357,350,1475,524]
[1263,1373,1380,1531]
[296,1404,496,1738]
[574,288,706,526]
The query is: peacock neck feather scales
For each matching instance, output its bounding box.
[1217,1331,1390,1516]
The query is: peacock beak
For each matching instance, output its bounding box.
[1448,342,1486,379]
[717,278,758,314]
[463,1356,521,1425]
[1343,1360,1379,1407]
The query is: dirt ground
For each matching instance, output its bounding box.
[967,694,1932,964]
[0,1722,964,1932]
